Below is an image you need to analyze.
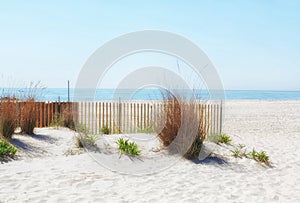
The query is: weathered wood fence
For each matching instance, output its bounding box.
[1,101,222,135]
[74,101,222,135]
[17,102,72,127]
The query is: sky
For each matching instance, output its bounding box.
[0,0,299,90]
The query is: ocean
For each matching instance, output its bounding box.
[37,89,300,101]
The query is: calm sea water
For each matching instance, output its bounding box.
[36,89,300,101]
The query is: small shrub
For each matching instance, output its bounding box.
[101,125,110,135]
[0,140,18,159]
[116,138,141,156]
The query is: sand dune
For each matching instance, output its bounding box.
[1,100,300,202]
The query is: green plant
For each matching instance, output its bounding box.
[231,149,240,158]
[75,134,99,148]
[0,140,18,159]
[116,138,141,156]
[84,134,99,147]
[230,144,248,158]
[101,125,110,135]
[231,144,271,166]
[207,133,231,144]
[74,123,94,148]
[251,148,270,165]
[218,134,231,144]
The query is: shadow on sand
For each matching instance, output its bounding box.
[8,133,57,158]
[28,133,58,143]
[191,155,228,165]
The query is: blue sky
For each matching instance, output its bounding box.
[0,0,299,90]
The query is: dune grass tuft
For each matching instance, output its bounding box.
[155,90,206,159]
[0,99,18,139]
[20,101,37,134]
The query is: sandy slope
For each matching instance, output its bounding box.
[1,100,300,202]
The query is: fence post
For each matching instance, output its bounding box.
[58,96,61,119]
[220,100,223,134]
[118,97,121,133]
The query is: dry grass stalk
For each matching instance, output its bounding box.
[20,101,37,134]
[0,98,18,139]
[61,106,75,130]
[156,91,206,159]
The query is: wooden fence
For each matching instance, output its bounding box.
[20,102,72,127]
[74,101,222,136]
[0,101,222,136]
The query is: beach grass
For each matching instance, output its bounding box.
[0,98,18,139]
[0,81,45,138]
[156,90,206,159]
[20,101,37,134]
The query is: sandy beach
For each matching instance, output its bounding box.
[1,100,300,202]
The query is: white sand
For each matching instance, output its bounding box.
[1,100,300,202]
